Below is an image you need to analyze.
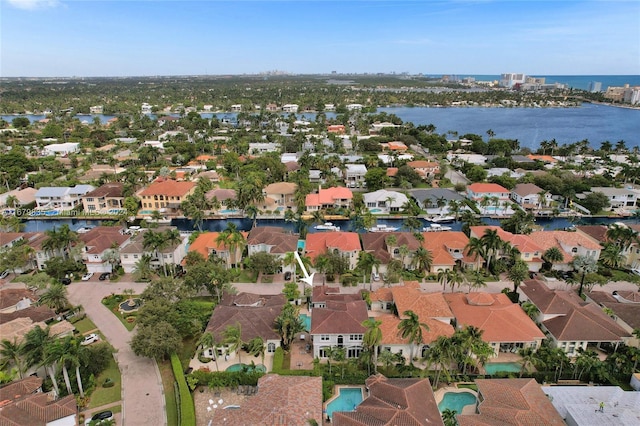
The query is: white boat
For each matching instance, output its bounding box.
[368,224,399,233]
[430,215,455,223]
[143,216,172,224]
[314,222,340,231]
[423,224,452,232]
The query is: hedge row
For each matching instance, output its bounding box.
[189,370,264,388]
[171,353,195,426]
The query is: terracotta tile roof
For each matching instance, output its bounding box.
[378,313,454,345]
[470,226,543,255]
[587,290,640,330]
[421,231,479,267]
[138,178,195,197]
[0,377,77,425]
[205,188,236,201]
[528,230,601,263]
[467,183,509,194]
[386,141,408,151]
[407,160,439,169]
[386,167,398,177]
[305,187,353,206]
[391,282,454,320]
[79,226,130,255]
[0,289,37,310]
[543,303,631,342]
[83,182,124,198]
[210,374,323,425]
[457,379,564,426]
[361,232,419,264]
[306,232,361,261]
[0,376,42,401]
[312,286,363,304]
[246,227,298,254]
[520,279,585,315]
[311,300,368,334]
[264,182,297,195]
[527,154,557,163]
[444,293,545,343]
[205,292,285,342]
[333,375,443,426]
[0,305,57,327]
[285,161,301,172]
[370,287,393,303]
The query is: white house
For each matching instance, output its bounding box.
[249,142,279,154]
[363,189,408,214]
[282,104,299,113]
[119,228,187,274]
[344,164,367,188]
[35,185,95,211]
[310,296,368,360]
[511,183,551,208]
[42,142,79,157]
[590,187,640,211]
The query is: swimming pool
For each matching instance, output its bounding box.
[225,363,267,373]
[300,314,311,331]
[297,240,305,252]
[220,209,240,214]
[326,387,364,419]
[139,209,154,215]
[370,208,382,213]
[438,391,476,414]
[484,362,522,374]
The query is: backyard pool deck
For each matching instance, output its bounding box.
[434,386,478,415]
[194,386,252,426]
[189,349,275,373]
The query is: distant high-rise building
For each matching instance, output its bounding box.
[499,73,526,88]
[588,81,602,92]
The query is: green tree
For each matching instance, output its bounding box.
[507,259,529,293]
[580,192,610,214]
[599,243,625,269]
[362,318,382,375]
[572,254,599,297]
[131,321,181,360]
[274,303,304,350]
[223,324,244,363]
[542,247,564,270]
[246,336,265,365]
[37,283,69,313]
[0,338,26,379]
[397,310,429,363]
[215,222,245,269]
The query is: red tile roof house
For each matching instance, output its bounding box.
[137,178,196,213]
[246,227,298,273]
[373,282,455,362]
[306,232,362,270]
[444,292,545,357]
[466,182,510,204]
[305,186,353,213]
[208,374,322,425]
[0,376,78,425]
[204,188,237,214]
[421,231,482,273]
[202,292,286,362]
[528,230,602,271]
[519,279,631,356]
[456,378,564,426]
[185,231,248,269]
[407,160,440,179]
[310,297,369,360]
[361,232,421,273]
[586,290,640,347]
[333,374,443,426]
[79,226,131,274]
[470,226,544,272]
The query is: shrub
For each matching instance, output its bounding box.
[272,347,285,373]
[198,355,212,364]
[102,378,114,388]
[171,353,195,426]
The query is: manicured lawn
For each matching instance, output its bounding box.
[89,355,122,408]
[159,360,178,426]
[235,270,257,283]
[73,317,98,335]
[101,294,139,331]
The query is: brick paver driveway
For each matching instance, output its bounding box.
[67,280,166,426]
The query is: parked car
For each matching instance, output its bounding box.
[81,333,100,346]
[82,272,94,281]
[60,277,72,285]
[284,271,292,281]
[85,410,113,425]
[0,270,9,280]
[99,272,110,281]
[372,272,380,281]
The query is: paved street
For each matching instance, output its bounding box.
[67,280,166,426]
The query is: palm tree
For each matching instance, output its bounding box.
[143,230,168,276]
[572,254,598,297]
[441,408,458,426]
[0,338,26,379]
[542,247,564,271]
[223,324,244,363]
[246,337,265,366]
[479,229,503,274]
[216,223,245,269]
[397,310,429,363]
[465,237,486,270]
[245,205,259,228]
[438,269,453,293]
[518,347,536,378]
[38,283,69,313]
[412,247,433,279]
[507,259,529,293]
[133,254,153,281]
[197,332,220,371]
[362,319,382,375]
[448,268,467,293]
[468,270,486,292]
[600,243,625,269]
[356,251,378,289]
[521,301,540,321]
[21,326,60,396]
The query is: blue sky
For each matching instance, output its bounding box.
[2,0,639,77]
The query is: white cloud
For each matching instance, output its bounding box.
[5,0,61,10]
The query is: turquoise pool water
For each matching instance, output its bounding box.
[370,208,382,213]
[297,240,305,251]
[438,391,476,414]
[139,209,154,215]
[326,387,364,419]
[484,362,521,374]
[220,209,240,214]
[300,314,311,331]
[225,363,266,372]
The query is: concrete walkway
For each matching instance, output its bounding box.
[67,280,166,426]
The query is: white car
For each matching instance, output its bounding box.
[0,270,9,280]
[631,269,640,276]
[81,272,94,281]
[81,333,100,346]
[372,272,380,281]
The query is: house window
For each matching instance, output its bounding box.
[123,255,129,259]
[571,247,578,253]
[86,198,94,202]
[319,347,330,358]
[133,255,138,259]
[267,343,276,353]
[347,348,362,358]
[349,334,363,341]
[320,335,330,341]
